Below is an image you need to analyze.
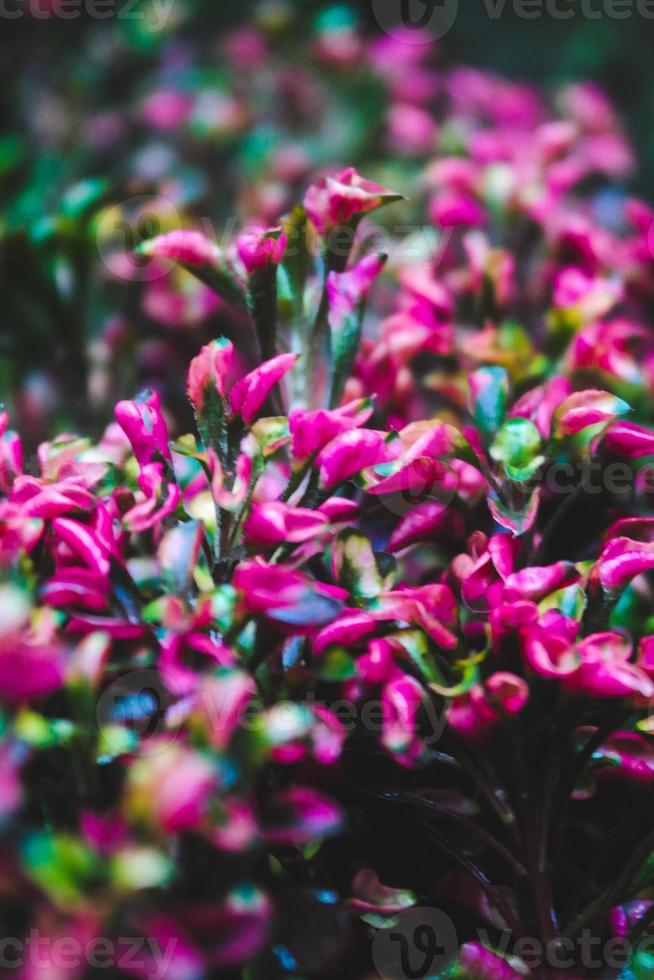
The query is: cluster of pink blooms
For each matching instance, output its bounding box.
[6,18,654,980]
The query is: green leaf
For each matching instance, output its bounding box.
[317,648,357,681]
[279,205,312,324]
[469,366,509,442]
[488,486,540,536]
[490,418,544,482]
[429,660,479,698]
[136,240,248,313]
[329,253,387,408]
[250,416,291,458]
[158,520,205,596]
[23,833,102,910]
[332,529,384,601]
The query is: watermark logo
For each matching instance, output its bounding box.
[372,906,458,979]
[96,194,180,282]
[371,0,459,42]
[96,668,175,757]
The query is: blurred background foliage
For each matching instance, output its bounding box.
[1,0,653,440]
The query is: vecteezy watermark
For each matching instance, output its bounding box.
[96,195,181,283]
[372,906,458,979]
[371,908,654,978]
[371,0,654,43]
[95,673,448,758]
[0,0,176,28]
[371,0,460,42]
[96,196,446,282]
[0,932,178,979]
[96,668,174,757]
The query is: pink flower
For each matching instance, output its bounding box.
[268,704,346,766]
[327,253,386,330]
[122,463,181,532]
[598,733,654,784]
[554,389,630,437]
[318,428,390,489]
[387,103,437,155]
[0,425,23,493]
[374,584,458,649]
[237,226,287,274]
[596,536,654,594]
[194,672,256,751]
[552,266,621,321]
[602,421,654,458]
[127,744,218,833]
[233,559,346,631]
[208,448,253,511]
[382,674,426,763]
[347,869,416,916]
[0,502,43,565]
[115,390,171,468]
[389,500,464,553]
[50,517,113,577]
[566,319,653,387]
[303,167,401,236]
[263,787,342,846]
[503,561,579,602]
[510,377,572,439]
[448,673,528,740]
[187,338,235,411]
[566,632,654,699]
[160,634,237,697]
[523,611,580,679]
[0,620,65,704]
[42,568,109,612]
[289,398,373,462]
[314,610,378,653]
[429,191,486,228]
[244,501,328,547]
[610,900,654,938]
[230,353,297,423]
[188,341,296,423]
[141,89,193,130]
[458,943,524,979]
[138,229,220,267]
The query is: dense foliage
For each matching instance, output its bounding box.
[5,9,654,980]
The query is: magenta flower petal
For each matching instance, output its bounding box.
[603,421,654,458]
[598,732,654,783]
[0,631,65,704]
[230,353,297,423]
[237,225,287,274]
[187,337,235,411]
[314,610,378,653]
[115,390,170,467]
[51,517,112,576]
[458,943,524,979]
[347,869,416,916]
[318,428,389,490]
[244,501,328,547]
[0,427,23,493]
[290,398,373,462]
[42,568,109,612]
[139,229,220,266]
[382,674,424,757]
[304,167,402,235]
[597,536,654,594]
[327,253,386,330]
[554,389,630,437]
[263,787,342,846]
[389,501,463,552]
[504,561,579,601]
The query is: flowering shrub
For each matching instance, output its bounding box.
[6,13,654,980]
